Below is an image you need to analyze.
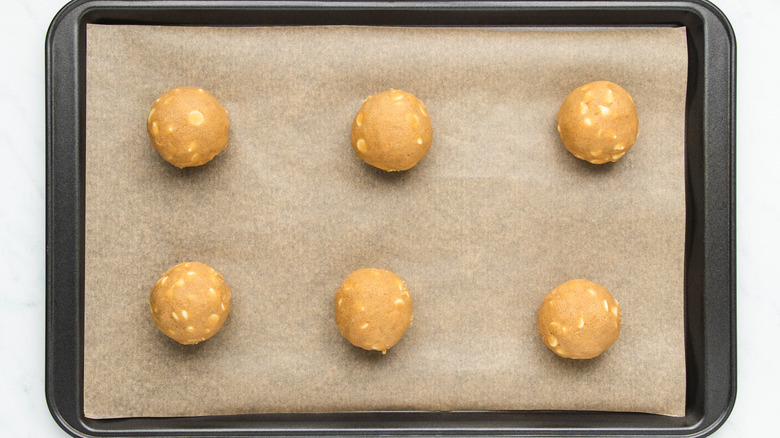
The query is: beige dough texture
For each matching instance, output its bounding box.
[537,279,621,359]
[557,81,638,164]
[350,89,433,171]
[334,268,414,353]
[149,262,232,345]
[146,87,229,168]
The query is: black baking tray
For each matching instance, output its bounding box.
[45,0,736,436]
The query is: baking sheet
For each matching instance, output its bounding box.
[84,24,688,418]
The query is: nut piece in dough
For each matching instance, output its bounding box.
[334,268,414,353]
[537,279,621,359]
[557,81,638,164]
[147,87,229,168]
[350,89,433,171]
[149,262,231,345]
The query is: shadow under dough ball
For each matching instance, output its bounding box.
[557,81,638,164]
[334,268,414,354]
[537,279,621,359]
[350,89,433,171]
[149,262,231,345]
[147,87,229,168]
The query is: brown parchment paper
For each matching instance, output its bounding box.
[84,24,688,418]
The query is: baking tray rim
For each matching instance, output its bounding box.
[45,0,736,436]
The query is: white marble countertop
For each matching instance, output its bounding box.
[1,0,774,436]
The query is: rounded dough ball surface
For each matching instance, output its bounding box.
[147,87,229,168]
[149,262,231,345]
[350,89,433,171]
[537,279,621,359]
[557,81,638,164]
[334,268,414,353]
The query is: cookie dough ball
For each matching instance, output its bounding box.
[147,87,229,168]
[537,279,621,359]
[334,268,413,353]
[149,262,231,345]
[351,89,433,171]
[557,81,638,164]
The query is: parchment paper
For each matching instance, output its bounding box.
[84,24,688,418]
